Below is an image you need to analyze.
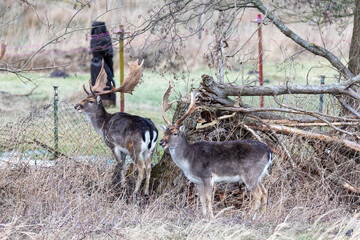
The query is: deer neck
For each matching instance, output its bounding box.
[168,134,192,171]
[85,105,110,135]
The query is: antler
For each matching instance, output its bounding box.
[83,84,90,95]
[161,84,177,125]
[161,84,198,126]
[174,91,197,127]
[89,59,143,96]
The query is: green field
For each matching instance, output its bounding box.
[0,58,339,126]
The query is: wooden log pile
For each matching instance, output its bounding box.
[197,74,360,156]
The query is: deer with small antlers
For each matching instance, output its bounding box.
[159,86,272,218]
[75,60,158,195]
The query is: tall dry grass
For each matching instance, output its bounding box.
[1,1,359,239]
[1,99,359,239]
[0,152,359,239]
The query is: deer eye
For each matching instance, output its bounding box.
[89,100,94,104]
[173,132,178,136]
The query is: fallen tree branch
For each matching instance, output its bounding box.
[273,96,360,140]
[248,123,360,153]
[201,74,360,100]
[261,120,358,127]
[336,96,360,119]
[217,106,357,123]
[249,115,296,167]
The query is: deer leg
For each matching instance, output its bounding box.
[259,183,268,214]
[134,157,145,195]
[197,183,207,217]
[144,152,153,195]
[119,152,128,185]
[203,178,213,218]
[112,149,127,186]
[249,184,262,220]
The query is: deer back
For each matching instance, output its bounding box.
[75,95,157,155]
[103,112,158,153]
[161,127,271,190]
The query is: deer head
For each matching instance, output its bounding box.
[75,59,143,113]
[159,85,198,149]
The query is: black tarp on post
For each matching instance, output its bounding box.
[90,21,116,107]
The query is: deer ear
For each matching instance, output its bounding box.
[179,125,185,132]
[158,125,166,132]
[96,96,101,105]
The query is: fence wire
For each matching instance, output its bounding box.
[0,101,112,163]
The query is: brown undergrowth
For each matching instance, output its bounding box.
[0,153,359,239]
[0,100,359,239]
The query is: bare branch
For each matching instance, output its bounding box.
[201,74,360,100]
[336,96,360,118]
[249,123,360,153]
[249,0,354,78]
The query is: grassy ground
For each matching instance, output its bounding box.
[0,58,338,126]
[0,158,359,240]
[1,60,357,240]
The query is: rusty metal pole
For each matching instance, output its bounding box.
[258,14,264,108]
[53,86,59,159]
[252,14,264,108]
[118,25,125,112]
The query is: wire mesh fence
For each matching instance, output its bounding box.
[0,100,112,164]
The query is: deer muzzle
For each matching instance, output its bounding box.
[159,139,167,149]
[74,104,82,112]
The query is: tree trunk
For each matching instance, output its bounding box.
[346,0,360,115]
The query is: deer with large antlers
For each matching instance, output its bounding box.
[159,86,272,218]
[75,60,158,195]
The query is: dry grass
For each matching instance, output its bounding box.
[0,70,359,239]
[1,1,359,239]
[1,103,359,239]
[0,154,359,239]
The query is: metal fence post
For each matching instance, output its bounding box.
[118,25,125,112]
[319,75,325,113]
[53,86,59,158]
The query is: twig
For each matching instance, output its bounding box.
[249,123,360,153]
[249,115,296,168]
[273,96,360,140]
[1,86,38,97]
[336,96,360,119]
[31,139,70,159]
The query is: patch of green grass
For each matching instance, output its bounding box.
[0,58,339,126]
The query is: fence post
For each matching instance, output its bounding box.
[319,75,325,113]
[252,14,264,108]
[118,25,125,112]
[53,86,59,159]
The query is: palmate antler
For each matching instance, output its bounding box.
[84,59,143,96]
[161,85,177,125]
[161,84,198,126]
